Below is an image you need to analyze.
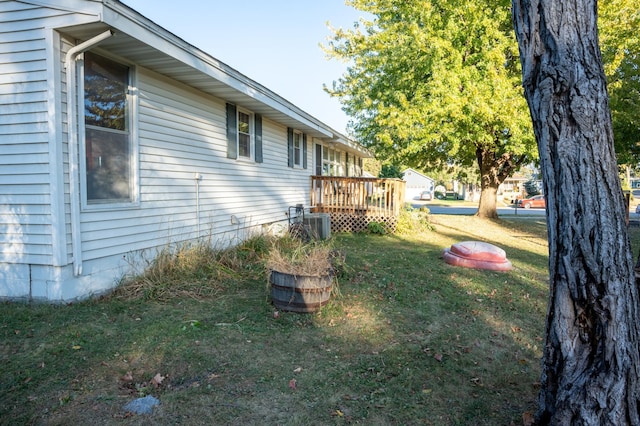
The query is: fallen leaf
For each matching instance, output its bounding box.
[121,371,134,382]
[434,353,443,362]
[289,379,297,390]
[335,409,344,417]
[72,345,82,350]
[273,311,280,319]
[150,373,165,388]
[293,367,303,374]
[522,411,535,426]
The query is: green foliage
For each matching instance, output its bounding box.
[324,0,537,217]
[599,1,640,166]
[395,206,434,234]
[378,163,404,178]
[366,221,387,234]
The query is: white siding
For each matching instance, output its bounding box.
[0,1,101,299]
[78,67,311,261]
[0,3,54,266]
[403,169,435,201]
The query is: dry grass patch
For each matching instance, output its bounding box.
[264,237,335,277]
[112,235,271,302]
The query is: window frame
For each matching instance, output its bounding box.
[293,130,303,167]
[236,107,253,160]
[322,147,342,176]
[79,51,139,211]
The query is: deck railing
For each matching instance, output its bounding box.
[310,176,406,217]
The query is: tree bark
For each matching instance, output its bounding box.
[475,145,523,219]
[512,0,640,424]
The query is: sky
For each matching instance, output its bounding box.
[121,0,366,135]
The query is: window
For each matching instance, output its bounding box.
[226,103,262,162]
[287,128,307,169]
[316,145,345,176]
[83,52,132,204]
[238,109,251,158]
[293,131,303,167]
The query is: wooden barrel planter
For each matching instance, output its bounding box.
[269,270,333,313]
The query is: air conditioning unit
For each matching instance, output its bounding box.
[303,213,331,240]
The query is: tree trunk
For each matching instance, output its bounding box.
[475,145,521,219]
[477,184,498,219]
[512,1,640,424]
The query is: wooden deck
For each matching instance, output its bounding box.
[309,176,406,232]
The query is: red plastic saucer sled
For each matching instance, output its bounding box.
[443,241,513,271]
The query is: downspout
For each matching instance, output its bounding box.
[64,30,114,276]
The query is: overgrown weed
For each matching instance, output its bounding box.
[112,234,273,302]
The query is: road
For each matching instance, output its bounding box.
[414,196,640,220]
[410,201,547,217]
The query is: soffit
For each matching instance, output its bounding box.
[57,22,338,140]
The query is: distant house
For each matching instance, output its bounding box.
[498,175,530,202]
[0,0,371,302]
[402,168,435,201]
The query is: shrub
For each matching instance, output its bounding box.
[367,221,387,235]
[395,206,434,235]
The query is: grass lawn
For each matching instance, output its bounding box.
[2,215,638,425]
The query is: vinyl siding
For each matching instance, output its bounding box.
[0,0,97,271]
[79,67,311,261]
[0,3,53,266]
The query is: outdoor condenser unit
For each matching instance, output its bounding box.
[302,213,331,240]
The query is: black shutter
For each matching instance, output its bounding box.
[302,134,308,169]
[315,144,322,175]
[254,114,263,163]
[287,127,294,168]
[345,152,350,176]
[226,103,237,159]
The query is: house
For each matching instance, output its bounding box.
[402,168,435,201]
[498,174,530,202]
[0,0,371,302]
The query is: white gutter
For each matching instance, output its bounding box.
[64,29,115,276]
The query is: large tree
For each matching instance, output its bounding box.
[324,0,536,218]
[512,0,640,423]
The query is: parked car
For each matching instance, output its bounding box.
[434,191,461,200]
[419,191,432,201]
[635,204,640,214]
[518,194,546,209]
